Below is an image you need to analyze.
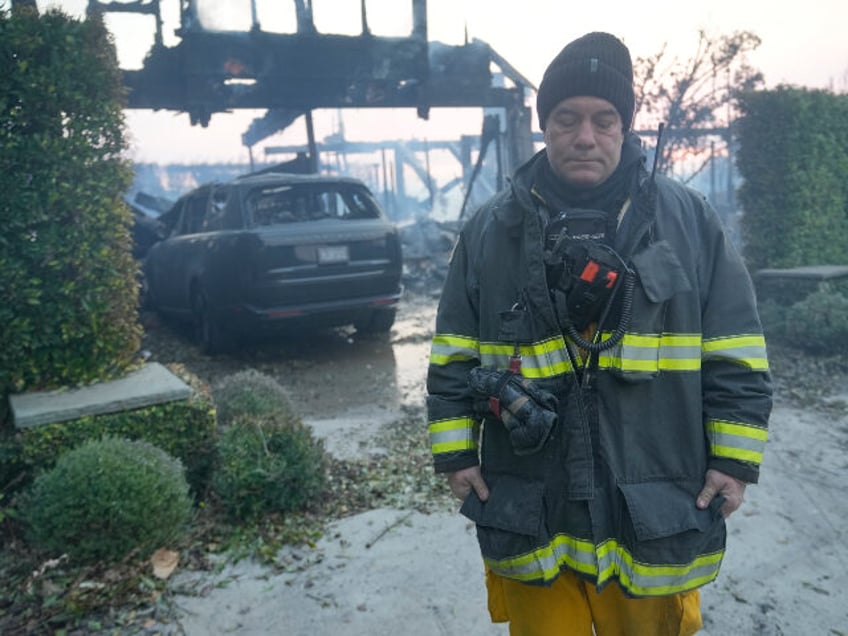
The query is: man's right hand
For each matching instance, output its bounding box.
[447,466,490,502]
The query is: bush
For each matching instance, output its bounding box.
[15,395,217,498]
[213,417,327,520]
[211,370,325,520]
[21,437,192,563]
[0,9,141,398]
[757,299,789,343]
[212,368,295,428]
[783,287,848,354]
[737,88,848,271]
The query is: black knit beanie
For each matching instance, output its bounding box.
[536,32,634,131]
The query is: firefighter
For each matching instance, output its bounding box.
[426,32,772,635]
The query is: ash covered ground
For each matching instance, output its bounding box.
[137,290,848,636]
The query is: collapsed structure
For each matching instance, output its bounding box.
[92,0,537,216]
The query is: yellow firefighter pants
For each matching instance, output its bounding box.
[486,568,703,636]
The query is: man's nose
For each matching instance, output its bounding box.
[574,119,596,147]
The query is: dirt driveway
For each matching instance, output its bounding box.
[142,291,848,635]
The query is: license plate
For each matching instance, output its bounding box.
[317,245,349,264]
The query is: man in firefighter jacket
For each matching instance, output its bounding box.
[426,32,772,635]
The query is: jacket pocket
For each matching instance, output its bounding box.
[631,240,692,304]
[496,307,535,344]
[460,474,545,537]
[606,241,693,382]
[618,480,723,541]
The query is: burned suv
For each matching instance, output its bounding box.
[143,172,403,353]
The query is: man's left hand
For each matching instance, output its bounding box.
[696,468,746,518]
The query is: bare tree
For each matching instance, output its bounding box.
[633,30,763,181]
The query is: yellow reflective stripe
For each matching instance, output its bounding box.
[430,334,480,366]
[596,540,723,596]
[598,545,724,596]
[710,445,763,463]
[482,532,597,582]
[657,334,703,371]
[480,337,575,378]
[600,331,771,373]
[429,417,479,454]
[483,533,724,596]
[432,332,768,371]
[702,335,769,370]
[434,331,769,375]
[598,333,702,373]
[706,419,768,464]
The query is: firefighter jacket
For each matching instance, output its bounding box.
[426,148,773,598]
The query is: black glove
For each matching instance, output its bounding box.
[468,367,558,455]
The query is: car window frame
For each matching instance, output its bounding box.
[244,181,382,227]
[204,184,231,232]
[176,186,212,236]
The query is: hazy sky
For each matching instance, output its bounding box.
[22,0,848,164]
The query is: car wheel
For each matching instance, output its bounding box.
[355,308,397,334]
[191,287,232,354]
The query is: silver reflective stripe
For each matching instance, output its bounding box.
[605,548,723,596]
[430,334,479,366]
[702,335,769,370]
[485,534,724,596]
[598,333,702,373]
[483,533,598,582]
[706,419,768,464]
[429,417,479,455]
[480,338,574,378]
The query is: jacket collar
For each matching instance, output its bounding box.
[492,149,548,227]
[496,142,657,260]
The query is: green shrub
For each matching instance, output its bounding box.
[213,416,327,520]
[212,368,295,427]
[757,299,789,343]
[0,430,25,493]
[783,287,848,354]
[15,396,217,498]
[21,437,192,563]
[211,370,327,522]
[0,9,141,399]
[737,88,848,271]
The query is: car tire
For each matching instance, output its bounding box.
[354,308,397,334]
[191,286,232,354]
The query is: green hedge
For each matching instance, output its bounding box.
[0,8,140,400]
[736,87,848,270]
[9,396,217,498]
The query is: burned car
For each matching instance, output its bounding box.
[143,172,403,353]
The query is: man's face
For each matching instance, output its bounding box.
[543,96,624,188]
